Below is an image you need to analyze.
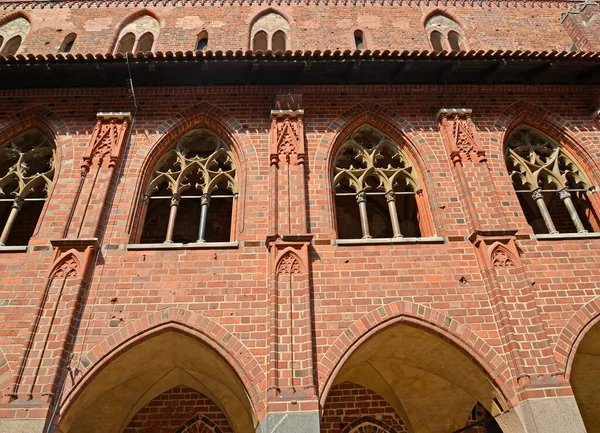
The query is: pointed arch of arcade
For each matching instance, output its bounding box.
[126,102,258,241]
[319,301,515,412]
[57,307,265,433]
[555,297,600,432]
[314,101,441,237]
[0,105,74,239]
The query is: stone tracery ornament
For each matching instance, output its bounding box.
[276,252,302,275]
[333,125,419,194]
[505,127,591,192]
[0,129,55,201]
[438,109,485,162]
[146,128,237,197]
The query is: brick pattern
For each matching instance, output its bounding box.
[321,382,408,433]
[0,84,597,425]
[123,386,232,433]
[0,2,577,56]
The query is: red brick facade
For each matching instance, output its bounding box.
[0,1,599,433]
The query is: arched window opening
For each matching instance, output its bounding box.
[0,129,55,246]
[196,31,208,51]
[250,12,290,51]
[333,125,422,240]
[447,30,463,51]
[425,14,467,52]
[114,14,160,54]
[272,30,286,52]
[141,128,237,244]
[117,32,135,53]
[0,17,30,57]
[354,29,365,50]
[59,33,77,53]
[136,32,154,52]
[429,31,444,52]
[1,36,22,56]
[505,126,598,235]
[253,31,268,51]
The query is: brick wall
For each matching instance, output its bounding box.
[0,1,578,56]
[122,386,233,433]
[321,382,408,433]
[0,83,598,427]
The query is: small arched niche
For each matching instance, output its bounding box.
[354,29,365,50]
[114,14,160,54]
[59,33,77,53]
[250,11,291,51]
[0,17,30,56]
[424,14,466,52]
[196,30,208,51]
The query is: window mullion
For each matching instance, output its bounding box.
[385,190,402,238]
[558,188,588,233]
[0,196,24,246]
[197,193,210,243]
[355,191,371,239]
[165,193,181,243]
[531,188,558,234]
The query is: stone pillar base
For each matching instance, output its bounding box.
[0,419,46,433]
[497,396,586,433]
[258,411,320,433]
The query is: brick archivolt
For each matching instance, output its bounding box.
[0,16,29,41]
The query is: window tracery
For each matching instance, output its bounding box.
[333,125,422,239]
[114,15,159,54]
[0,129,55,246]
[505,126,598,234]
[425,14,466,52]
[251,12,290,51]
[0,17,30,56]
[141,128,237,244]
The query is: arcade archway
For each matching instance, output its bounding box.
[57,330,256,433]
[322,322,506,433]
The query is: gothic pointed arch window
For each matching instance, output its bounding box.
[0,129,55,246]
[333,125,423,239]
[0,17,30,56]
[114,14,160,54]
[424,14,466,52]
[250,12,290,51]
[140,128,238,244]
[505,126,599,234]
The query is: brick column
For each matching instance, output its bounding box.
[263,95,319,433]
[0,113,131,432]
[438,109,585,430]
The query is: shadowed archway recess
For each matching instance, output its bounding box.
[325,323,506,433]
[56,331,256,433]
[571,321,600,432]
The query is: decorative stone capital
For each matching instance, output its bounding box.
[531,188,544,201]
[355,191,367,204]
[83,112,132,169]
[558,187,571,200]
[270,94,305,166]
[200,193,211,206]
[11,196,24,211]
[437,108,486,164]
[384,190,396,203]
[170,193,182,207]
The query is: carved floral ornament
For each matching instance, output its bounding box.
[52,257,79,279]
[0,129,55,200]
[333,125,419,194]
[146,128,237,197]
[505,127,592,193]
